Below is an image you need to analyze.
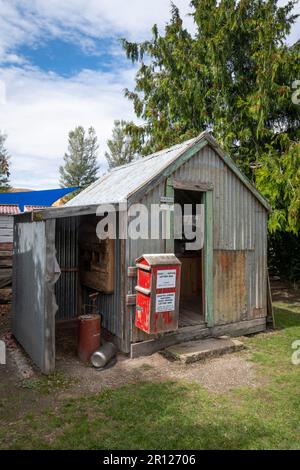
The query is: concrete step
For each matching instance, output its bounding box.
[161,336,245,364]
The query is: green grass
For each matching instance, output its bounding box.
[1,306,300,450]
[20,371,75,395]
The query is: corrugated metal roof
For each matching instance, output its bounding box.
[0,204,20,215]
[66,132,271,211]
[66,135,200,207]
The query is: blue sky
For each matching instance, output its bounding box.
[0,0,299,189]
[17,38,122,77]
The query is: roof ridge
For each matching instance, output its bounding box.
[64,131,271,213]
[108,137,198,174]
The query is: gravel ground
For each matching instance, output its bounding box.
[1,307,258,400]
[56,347,257,395]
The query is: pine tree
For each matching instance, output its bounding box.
[122,0,300,234]
[105,120,137,169]
[59,126,99,189]
[0,131,10,192]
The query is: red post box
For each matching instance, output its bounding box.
[135,254,181,334]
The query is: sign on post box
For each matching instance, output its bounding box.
[135,254,181,334]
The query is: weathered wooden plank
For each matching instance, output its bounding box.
[130,318,266,358]
[126,294,136,306]
[204,190,214,327]
[0,259,13,267]
[31,202,119,221]
[267,272,275,328]
[165,176,174,253]
[173,179,213,191]
[0,242,13,251]
[0,287,12,302]
[60,267,79,273]
[44,219,57,374]
[124,236,133,352]
[119,238,130,353]
[127,266,137,278]
[0,251,13,257]
[80,238,115,294]
[131,323,209,358]
[0,268,12,278]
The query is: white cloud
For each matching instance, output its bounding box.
[0,0,194,63]
[0,0,298,189]
[0,65,137,189]
[0,0,194,189]
[0,1,298,64]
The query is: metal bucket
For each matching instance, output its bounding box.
[91,341,117,369]
[78,314,101,362]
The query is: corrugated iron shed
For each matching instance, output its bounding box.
[12,132,271,373]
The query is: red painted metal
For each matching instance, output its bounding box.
[78,314,101,362]
[135,254,181,334]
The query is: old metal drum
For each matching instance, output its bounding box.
[78,314,101,362]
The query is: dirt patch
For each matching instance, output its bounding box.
[56,347,257,395]
[54,319,257,394]
[271,279,300,306]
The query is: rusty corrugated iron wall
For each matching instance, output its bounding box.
[128,144,268,343]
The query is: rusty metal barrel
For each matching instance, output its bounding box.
[78,314,101,362]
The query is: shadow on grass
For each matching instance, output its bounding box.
[5,381,294,450]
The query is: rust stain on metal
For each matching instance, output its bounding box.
[214,250,247,324]
[251,308,266,318]
[218,251,232,273]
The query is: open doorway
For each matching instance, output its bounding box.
[54,214,117,362]
[174,189,205,327]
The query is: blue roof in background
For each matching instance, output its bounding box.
[0,187,79,212]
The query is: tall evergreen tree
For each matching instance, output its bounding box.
[122,0,300,234]
[59,126,99,189]
[105,120,137,169]
[0,131,10,191]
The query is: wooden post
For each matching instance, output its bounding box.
[165,176,174,253]
[204,191,214,327]
[44,219,57,373]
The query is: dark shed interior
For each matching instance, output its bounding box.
[54,216,122,359]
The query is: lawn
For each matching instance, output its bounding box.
[1,305,300,450]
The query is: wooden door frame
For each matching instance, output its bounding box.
[165,177,214,327]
